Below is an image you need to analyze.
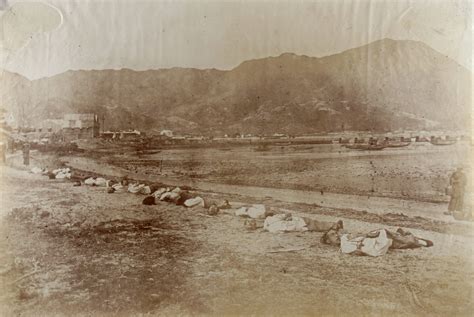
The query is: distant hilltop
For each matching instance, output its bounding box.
[0,39,471,135]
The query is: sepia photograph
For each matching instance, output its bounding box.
[0,0,472,315]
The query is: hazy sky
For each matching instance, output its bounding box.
[0,0,472,79]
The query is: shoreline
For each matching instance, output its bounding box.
[9,151,468,230]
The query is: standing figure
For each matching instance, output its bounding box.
[0,141,6,164]
[22,142,30,166]
[447,167,467,215]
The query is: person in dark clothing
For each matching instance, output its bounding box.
[22,142,30,166]
[446,167,467,215]
[0,141,6,164]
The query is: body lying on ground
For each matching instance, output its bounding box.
[321,226,433,256]
[259,212,343,233]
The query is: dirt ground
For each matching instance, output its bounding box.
[108,142,471,203]
[0,162,473,316]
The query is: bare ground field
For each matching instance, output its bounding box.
[0,159,473,316]
[106,142,471,203]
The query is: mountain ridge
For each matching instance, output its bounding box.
[0,39,471,135]
[5,38,468,81]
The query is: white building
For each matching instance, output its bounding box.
[160,130,173,138]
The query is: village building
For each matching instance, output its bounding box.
[119,130,143,140]
[60,114,100,141]
[160,130,173,138]
[36,113,100,142]
[39,119,66,133]
[100,129,143,140]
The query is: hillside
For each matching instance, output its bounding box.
[0,39,471,135]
